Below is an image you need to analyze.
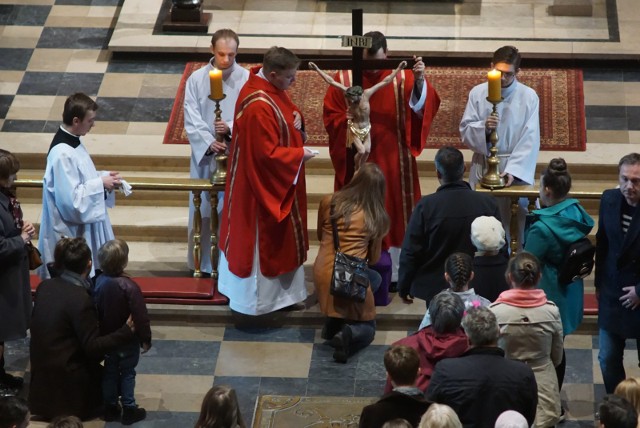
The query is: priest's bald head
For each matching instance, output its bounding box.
[435,146,465,184]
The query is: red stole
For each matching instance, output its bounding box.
[220,69,308,278]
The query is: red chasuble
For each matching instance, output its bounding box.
[220,68,308,278]
[323,69,440,249]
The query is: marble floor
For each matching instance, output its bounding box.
[5,320,640,427]
[2,0,640,426]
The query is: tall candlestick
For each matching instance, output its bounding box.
[209,68,223,99]
[487,69,502,102]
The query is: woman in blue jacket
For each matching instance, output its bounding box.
[524,158,594,409]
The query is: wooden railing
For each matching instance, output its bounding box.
[15,175,224,278]
[15,175,613,275]
[476,181,609,253]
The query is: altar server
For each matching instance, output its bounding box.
[38,92,121,279]
[184,28,249,275]
[460,45,540,248]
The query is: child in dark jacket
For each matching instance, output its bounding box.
[94,239,151,425]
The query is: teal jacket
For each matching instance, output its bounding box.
[524,199,594,335]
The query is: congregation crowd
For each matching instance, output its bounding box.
[2,25,640,428]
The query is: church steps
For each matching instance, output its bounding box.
[11,149,615,249]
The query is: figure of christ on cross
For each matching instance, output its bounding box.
[309,60,407,169]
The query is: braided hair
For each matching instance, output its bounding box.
[506,251,541,289]
[444,252,473,292]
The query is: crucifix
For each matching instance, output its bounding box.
[303,9,413,84]
[304,9,423,182]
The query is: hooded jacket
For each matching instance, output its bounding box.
[384,326,468,393]
[524,198,594,335]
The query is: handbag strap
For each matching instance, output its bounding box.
[329,203,341,252]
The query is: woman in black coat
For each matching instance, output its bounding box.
[29,237,135,420]
[0,149,35,394]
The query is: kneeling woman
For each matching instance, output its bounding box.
[313,163,390,363]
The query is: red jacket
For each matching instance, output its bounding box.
[385,326,468,393]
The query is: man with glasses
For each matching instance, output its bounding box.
[459,46,540,248]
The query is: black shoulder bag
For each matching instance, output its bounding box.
[329,204,369,303]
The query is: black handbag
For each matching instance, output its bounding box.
[329,204,369,303]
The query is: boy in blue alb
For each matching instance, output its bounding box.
[93,239,151,425]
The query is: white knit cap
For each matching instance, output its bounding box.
[494,410,528,428]
[471,216,506,251]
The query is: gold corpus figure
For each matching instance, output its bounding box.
[309,60,407,170]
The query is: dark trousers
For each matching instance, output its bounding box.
[323,269,381,356]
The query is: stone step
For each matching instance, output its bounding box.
[22,203,325,244]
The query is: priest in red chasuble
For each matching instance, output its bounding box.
[218,46,317,316]
[323,31,440,282]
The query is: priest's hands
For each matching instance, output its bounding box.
[293,111,302,130]
[102,171,122,191]
[412,56,425,97]
[412,55,424,81]
[303,147,317,162]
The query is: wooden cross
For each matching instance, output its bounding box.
[346,8,366,87]
[302,9,412,82]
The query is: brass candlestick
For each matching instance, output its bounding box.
[209,94,228,185]
[480,97,505,190]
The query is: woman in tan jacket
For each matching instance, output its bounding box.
[313,163,390,363]
[490,252,564,428]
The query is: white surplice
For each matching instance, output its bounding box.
[460,79,540,187]
[37,131,115,279]
[460,80,540,249]
[184,60,249,273]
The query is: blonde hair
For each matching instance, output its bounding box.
[419,404,462,428]
[330,163,390,240]
[615,377,640,413]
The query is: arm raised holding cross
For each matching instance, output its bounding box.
[309,60,407,170]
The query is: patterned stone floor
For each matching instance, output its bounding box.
[3,0,640,427]
[5,323,640,427]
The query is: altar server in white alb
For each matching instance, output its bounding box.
[460,45,540,247]
[184,28,249,275]
[38,92,122,279]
